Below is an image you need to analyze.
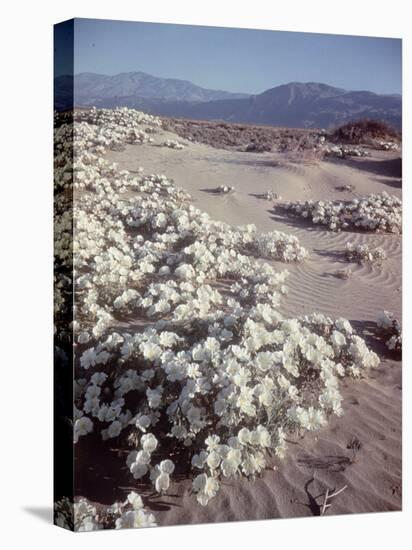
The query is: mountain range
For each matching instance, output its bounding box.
[54,71,402,129]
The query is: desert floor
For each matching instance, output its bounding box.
[102,128,402,524]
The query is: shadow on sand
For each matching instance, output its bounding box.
[350,319,401,361]
[327,156,402,179]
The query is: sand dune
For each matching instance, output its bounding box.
[105,128,402,524]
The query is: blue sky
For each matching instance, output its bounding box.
[56,18,402,95]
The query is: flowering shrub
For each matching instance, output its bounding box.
[54,492,156,531]
[254,231,307,262]
[54,107,381,515]
[324,145,369,158]
[284,192,402,233]
[75,312,378,507]
[377,311,402,353]
[162,139,185,149]
[376,141,399,151]
[216,184,235,194]
[335,185,354,193]
[345,242,386,264]
[334,268,353,280]
[261,190,281,201]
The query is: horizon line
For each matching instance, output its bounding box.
[55,70,402,97]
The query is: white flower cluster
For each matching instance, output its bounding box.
[75,106,161,129]
[324,145,370,158]
[77,107,160,149]
[216,185,236,194]
[262,190,281,201]
[75,312,378,507]
[255,231,308,262]
[162,139,185,149]
[376,141,399,151]
[345,242,386,264]
[335,184,354,193]
[54,492,156,531]
[284,192,402,233]
[376,311,402,353]
[54,107,381,513]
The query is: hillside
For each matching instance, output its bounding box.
[54,73,402,129]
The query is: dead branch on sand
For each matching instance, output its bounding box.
[320,485,348,515]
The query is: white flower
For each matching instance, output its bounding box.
[76,516,101,532]
[126,450,138,468]
[127,492,144,510]
[141,433,158,453]
[135,450,151,465]
[377,310,394,330]
[237,428,251,445]
[331,330,346,348]
[205,435,220,451]
[191,450,208,469]
[221,448,241,477]
[155,472,170,492]
[158,265,171,276]
[90,372,107,385]
[107,420,122,438]
[140,342,162,361]
[146,386,163,409]
[175,263,195,280]
[159,459,175,474]
[255,351,274,371]
[237,387,256,416]
[150,460,174,493]
[250,426,271,447]
[115,509,156,529]
[242,452,266,476]
[206,451,221,470]
[192,474,219,506]
[74,416,93,443]
[130,462,149,480]
[80,348,97,369]
[135,414,151,432]
[335,318,353,334]
[85,384,101,399]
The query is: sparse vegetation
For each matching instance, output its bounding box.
[162,139,185,150]
[260,190,281,201]
[215,184,236,194]
[335,185,354,192]
[345,242,386,264]
[331,119,400,145]
[335,268,353,280]
[162,117,321,153]
[324,145,370,158]
[377,311,402,353]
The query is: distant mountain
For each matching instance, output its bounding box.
[54,73,402,129]
[176,82,402,129]
[54,71,249,109]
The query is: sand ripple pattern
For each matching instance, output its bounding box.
[105,131,402,522]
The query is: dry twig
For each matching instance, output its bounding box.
[320,485,348,515]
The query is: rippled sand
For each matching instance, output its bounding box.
[104,128,402,524]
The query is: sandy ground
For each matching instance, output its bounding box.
[103,129,402,524]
